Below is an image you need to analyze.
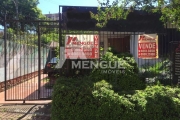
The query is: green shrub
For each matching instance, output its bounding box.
[107,47,137,70]
[41,33,59,44]
[116,53,138,74]
[51,77,137,120]
[51,76,94,120]
[139,59,172,85]
[129,85,180,119]
[51,77,180,120]
[90,51,145,91]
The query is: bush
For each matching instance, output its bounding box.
[51,76,94,120]
[90,51,145,91]
[51,77,180,120]
[139,59,172,85]
[41,33,59,44]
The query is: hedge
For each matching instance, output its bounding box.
[51,76,180,120]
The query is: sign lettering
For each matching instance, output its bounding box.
[65,35,99,59]
[138,34,158,59]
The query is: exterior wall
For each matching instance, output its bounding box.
[99,32,161,67]
[44,13,60,20]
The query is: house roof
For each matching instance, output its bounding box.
[62,6,154,15]
[61,6,165,33]
[62,6,98,13]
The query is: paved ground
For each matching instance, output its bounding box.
[0,74,53,103]
[0,74,56,119]
[0,103,51,120]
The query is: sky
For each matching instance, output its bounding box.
[38,0,102,14]
[0,0,112,29]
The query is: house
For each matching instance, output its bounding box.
[59,6,180,67]
[44,13,60,20]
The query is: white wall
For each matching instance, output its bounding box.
[130,34,161,67]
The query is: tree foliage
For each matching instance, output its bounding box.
[159,0,180,29]
[91,0,131,28]
[130,0,180,29]
[92,0,180,29]
[0,0,46,29]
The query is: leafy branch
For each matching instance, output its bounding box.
[159,0,180,30]
[90,0,131,28]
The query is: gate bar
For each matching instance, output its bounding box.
[38,23,41,100]
[4,13,7,101]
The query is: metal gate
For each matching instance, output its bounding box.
[2,15,59,101]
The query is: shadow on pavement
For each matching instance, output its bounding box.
[0,103,51,120]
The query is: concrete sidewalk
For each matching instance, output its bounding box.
[0,74,54,119]
[0,102,51,120]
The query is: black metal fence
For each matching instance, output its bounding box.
[59,5,180,85]
[2,17,59,101]
[1,5,180,101]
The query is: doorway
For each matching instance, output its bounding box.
[108,36,130,53]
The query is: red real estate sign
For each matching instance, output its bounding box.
[65,35,99,59]
[138,34,158,59]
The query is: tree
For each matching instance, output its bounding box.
[0,0,46,30]
[127,0,180,29]
[92,0,180,30]
[158,0,180,29]
[91,0,131,28]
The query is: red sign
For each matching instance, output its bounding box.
[65,35,99,59]
[138,34,158,59]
